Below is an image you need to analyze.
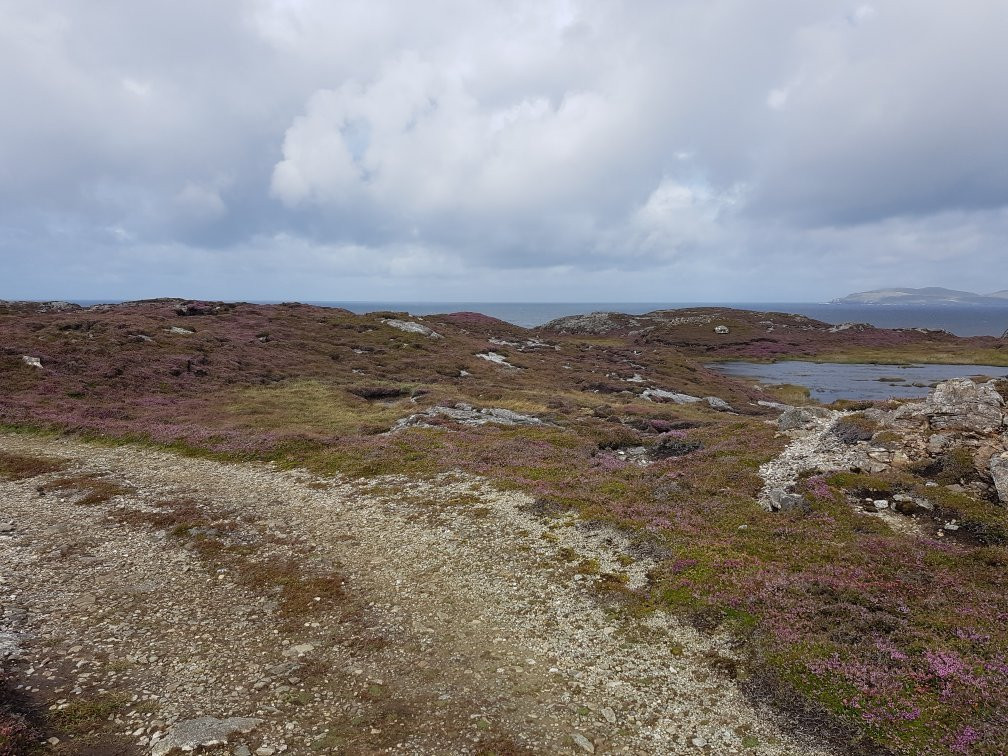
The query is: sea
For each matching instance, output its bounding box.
[70,300,1008,337]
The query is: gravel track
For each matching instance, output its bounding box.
[0,433,827,755]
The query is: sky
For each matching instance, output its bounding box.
[2,0,1007,303]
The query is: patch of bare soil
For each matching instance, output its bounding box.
[0,433,826,755]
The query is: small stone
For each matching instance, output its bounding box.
[571,732,595,753]
[691,736,708,748]
[234,747,251,756]
[47,737,60,746]
[601,707,617,724]
[873,499,889,509]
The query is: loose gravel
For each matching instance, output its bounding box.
[0,433,827,755]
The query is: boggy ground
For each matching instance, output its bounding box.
[1,300,1007,754]
[0,433,818,755]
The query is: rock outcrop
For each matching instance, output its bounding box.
[890,378,1004,432]
[381,318,442,339]
[390,403,549,431]
[762,378,1008,514]
[151,716,262,756]
[991,454,1008,503]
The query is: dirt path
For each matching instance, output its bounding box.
[0,433,827,755]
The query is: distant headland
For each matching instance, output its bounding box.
[832,286,1008,306]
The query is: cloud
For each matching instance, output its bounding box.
[0,0,1006,301]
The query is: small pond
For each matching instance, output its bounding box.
[707,360,1008,403]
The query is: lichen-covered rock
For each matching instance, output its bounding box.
[381,318,442,339]
[390,403,549,431]
[768,488,808,512]
[151,716,262,756]
[923,378,1004,431]
[705,396,733,411]
[778,406,830,431]
[641,388,702,404]
[991,454,1008,503]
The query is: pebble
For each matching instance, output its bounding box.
[572,732,596,753]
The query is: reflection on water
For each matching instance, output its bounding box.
[708,361,1008,403]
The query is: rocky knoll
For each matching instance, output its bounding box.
[762,377,1008,541]
[864,378,1008,501]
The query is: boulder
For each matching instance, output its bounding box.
[925,378,1004,432]
[641,388,702,404]
[777,406,829,431]
[151,716,262,756]
[991,455,1008,504]
[769,488,808,512]
[704,396,733,411]
[381,318,442,339]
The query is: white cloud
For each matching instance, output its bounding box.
[1,0,1007,300]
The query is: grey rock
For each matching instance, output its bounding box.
[757,399,791,410]
[475,351,516,367]
[165,327,195,336]
[641,388,702,404]
[991,455,1008,503]
[778,407,821,431]
[233,747,251,756]
[151,717,262,756]
[381,318,441,339]
[600,706,617,724]
[920,378,1004,432]
[571,733,595,753]
[769,488,807,512]
[927,434,950,454]
[705,396,733,411]
[21,355,42,369]
[0,522,13,533]
[390,404,549,432]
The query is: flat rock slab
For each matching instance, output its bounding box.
[151,716,262,756]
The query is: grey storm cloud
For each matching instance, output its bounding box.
[1,0,1006,301]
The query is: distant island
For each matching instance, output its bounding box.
[832,286,1008,306]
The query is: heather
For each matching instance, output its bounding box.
[2,299,1007,753]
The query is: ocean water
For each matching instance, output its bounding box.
[69,299,1008,337]
[708,360,1008,403]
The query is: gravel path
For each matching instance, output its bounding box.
[0,433,827,755]
[757,412,860,508]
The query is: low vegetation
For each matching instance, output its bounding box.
[2,299,1006,753]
